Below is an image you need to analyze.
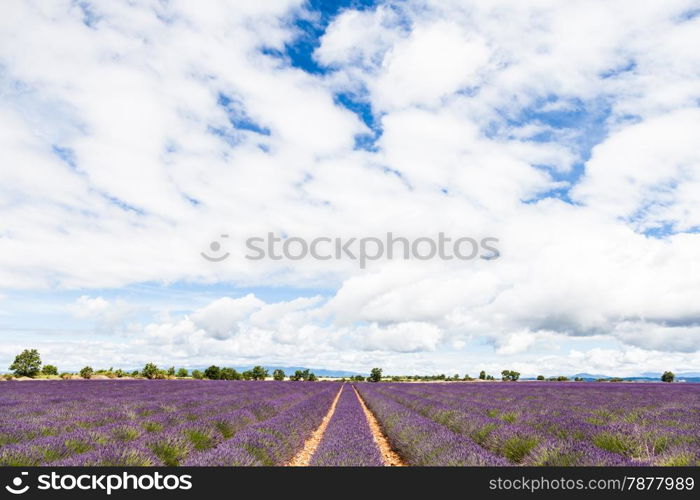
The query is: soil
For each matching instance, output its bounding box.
[287,384,344,466]
[352,384,406,466]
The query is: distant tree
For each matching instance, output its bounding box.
[141,363,160,380]
[501,370,520,381]
[250,366,268,380]
[130,370,140,377]
[479,370,486,380]
[176,368,188,378]
[9,349,42,377]
[307,372,318,382]
[556,375,569,381]
[79,366,94,379]
[486,375,495,380]
[661,371,675,383]
[241,370,253,380]
[204,365,221,380]
[114,369,126,378]
[191,369,204,380]
[166,366,176,377]
[42,364,58,376]
[351,375,365,382]
[220,367,240,380]
[272,369,285,381]
[536,375,545,381]
[290,370,304,381]
[369,368,383,383]
[463,374,473,381]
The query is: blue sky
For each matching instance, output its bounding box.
[1,0,700,375]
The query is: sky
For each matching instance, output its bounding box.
[1,0,700,376]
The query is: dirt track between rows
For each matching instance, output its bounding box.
[352,384,406,466]
[287,384,344,466]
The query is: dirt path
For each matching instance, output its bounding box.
[287,384,344,466]
[352,384,406,466]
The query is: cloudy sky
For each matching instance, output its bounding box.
[1,0,700,376]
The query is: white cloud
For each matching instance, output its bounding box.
[1,0,699,374]
[190,294,264,340]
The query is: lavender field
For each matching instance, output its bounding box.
[0,380,698,466]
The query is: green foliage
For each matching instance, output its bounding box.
[191,369,204,380]
[176,368,188,378]
[351,374,365,382]
[220,367,241,380]
[536,375,545,380]
[661,371,675,383]
[141,363,160,380]
[79,366,94,379]
[204,365,221,380]
[9,349,42,377]
[166,366,176,377]
[41,364,58,376]
[479,370,486,380]
[369,367,382,383]
[501,370,520,381]
[272,369,285,381]
[290,369,317,381]
[249,366,268,380]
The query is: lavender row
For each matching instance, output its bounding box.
[0,381,329,466]
[309,385,383,466]
[368,383,700,465]
[356,384,507,466]
[185,384,341,466]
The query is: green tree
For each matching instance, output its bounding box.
[220,367,241,380]
[9,349,42,377]
[80,366,94,379]
[272,369,285,381]
[191,369,204,379]
[250,366,269,380]
[141,363,160,380]
[167,366,176,377]
[176,368,189,378]
[369,367,383,383]
[204,365,221,380]
[479,370,486,380]
[290,370,304,381]
[661,371,675,383]
[307,372,318,382]
[42,364,58,376]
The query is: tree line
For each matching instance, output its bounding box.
[5,350,678,383]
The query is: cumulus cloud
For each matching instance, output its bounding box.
[1,0,699,374]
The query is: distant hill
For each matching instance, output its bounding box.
[571,373,610,380]
[186,365,362,378]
